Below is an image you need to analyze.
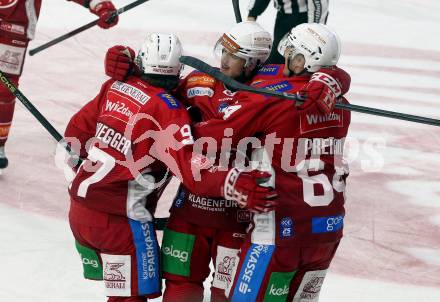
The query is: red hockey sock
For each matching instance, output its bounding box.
[0,99,16,147]
[0,75,18,147]
[211,287,228,302]
[163,280,204,302]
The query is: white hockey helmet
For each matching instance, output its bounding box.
[136,33,183,76]
[277,23,341,72]
[214,21,272,70]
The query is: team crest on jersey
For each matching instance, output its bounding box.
[186,74,215,88]
[261,81,293,92]
[257,65,280,76]
[0,0,18,9]
[300,109,344,134]
[102,91,141,125]
[280,217,293,238]
[158,93,181,109]
[218,102,229,113]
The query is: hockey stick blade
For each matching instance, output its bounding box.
[29,0,150,56]
[179,56,440,127]
[232,0,242,23]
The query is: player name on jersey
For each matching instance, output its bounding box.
[95,122,132,155]
[299,137,345,157]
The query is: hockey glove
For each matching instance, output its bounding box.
[224,168,278,213]
[89,0,119,29]
[297,66,351,114]
[105,45,135,80]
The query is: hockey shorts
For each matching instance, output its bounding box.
[69,201,161,299]
[227,240,340,302]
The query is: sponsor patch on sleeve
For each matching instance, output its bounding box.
[261,80,293,92]
[300,108,345,134]
[186,74,216,88]
[187,87,214,98]
[158,93,181,109]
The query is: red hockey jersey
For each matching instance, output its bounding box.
[169,70,251,230]
[65,76,230,219]
[0,0,87,40]
[194,75,351,246]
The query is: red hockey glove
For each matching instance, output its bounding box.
[105,45,135,80]
[297,66,351,114]
[89,0,119,29]
[224,168,278,213]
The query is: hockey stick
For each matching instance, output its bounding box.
[0,70,81,161]
[232,0,243,22]
[179,56,440,127]
[29,0,149,56]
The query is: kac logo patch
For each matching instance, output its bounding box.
[218,102,229,113]
[173,188,186,208]
[280,217,293,238]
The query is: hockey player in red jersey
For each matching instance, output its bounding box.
[161,22,274,302]
[65,33,276,302]
[105,21,274,302]
[0,0,119,171]
[191,23,351,302]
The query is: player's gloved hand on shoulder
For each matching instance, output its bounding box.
[89,0,119,29]
[105,45,135,80]
[297,66,351,114]
[224,168,278,213]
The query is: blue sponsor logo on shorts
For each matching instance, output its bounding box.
[280,217,293,238]
[173,188,186,208]
[129,220,161,295]
[231,244,275,302]
[257,65,280,75]
[158,93,181,109]
[312,215,344,234]
[262,80,293,92]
